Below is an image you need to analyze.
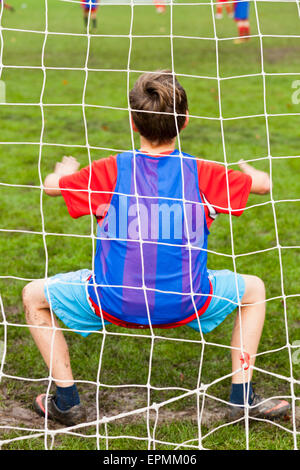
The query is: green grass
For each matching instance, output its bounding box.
[0,0,300,450]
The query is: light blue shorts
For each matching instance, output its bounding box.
[44,269,245,337]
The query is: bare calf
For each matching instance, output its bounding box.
[23,280,74,387]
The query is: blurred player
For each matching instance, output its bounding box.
[215,0,233,19]
[233,0,250,44]
[154,0,166,14]
[0,1,15,12]
[81,0,99,30]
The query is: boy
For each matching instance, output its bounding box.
[215,0,233,20]
[23,71,290,426]
[81,0,98,30]
[233,0,250,44]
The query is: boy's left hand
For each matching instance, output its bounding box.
[238,159,271,195]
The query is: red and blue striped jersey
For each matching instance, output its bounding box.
[87,150,212,328]
[59,150,252,329]
[81,0,99,9]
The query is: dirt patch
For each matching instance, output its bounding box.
[264,46,300,64]
[0,400,47,430]
[1,386,299,435]
[89,387,226,428]
[0,386,226,433]
[0,397,225,434]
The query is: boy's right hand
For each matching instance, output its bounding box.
[44,157,80,197]
[54,156,80,177]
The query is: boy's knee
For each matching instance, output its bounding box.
[22,280,48,323]
[242,275,266,304]
[251,275,265,297]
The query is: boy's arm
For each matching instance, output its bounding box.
[238,160,271,195]
[44,156,80,197]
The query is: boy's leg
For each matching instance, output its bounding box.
[231,274,265,385]
[187,270,290,419]
[229,274,289,419]
[22,269,108,425]
[23,279,74,388]
[23,279,86,426]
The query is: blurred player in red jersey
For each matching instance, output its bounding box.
[0,1,15,12]
[81,0,99,30]
[215,0,233,19]
[154,0,166,14]
[233,0,250,44]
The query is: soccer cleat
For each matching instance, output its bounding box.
[228,394,290,421]
[33,393,87,426]
[215,13,223,19]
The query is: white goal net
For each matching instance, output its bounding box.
[0,0,299,451]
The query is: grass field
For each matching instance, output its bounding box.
[0,0,300,450]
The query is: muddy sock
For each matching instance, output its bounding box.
[55,384,80,411]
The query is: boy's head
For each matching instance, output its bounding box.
[129,70,188,145]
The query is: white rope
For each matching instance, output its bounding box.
[37,0,54,450]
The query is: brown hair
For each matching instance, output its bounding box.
[129,70,188,144]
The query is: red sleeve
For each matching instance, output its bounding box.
[59,155,117,219]
[197,160,252,224]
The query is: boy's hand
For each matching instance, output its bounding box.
[238,159,271,195]
[44,156,80,197]
[54,156,80,177]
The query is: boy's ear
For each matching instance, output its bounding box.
[131,116,139,133]
[182,111,189,130]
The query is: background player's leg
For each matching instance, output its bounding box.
[91,10,97,29]
[225,0,233,17]
[154,0,166,14]
[83,9,88,28]
[242,20,250,39]
[216,0,223,19]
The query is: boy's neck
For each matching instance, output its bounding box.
[139,137,176,156]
